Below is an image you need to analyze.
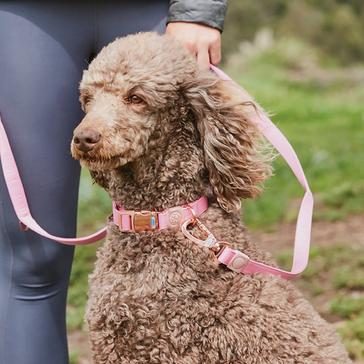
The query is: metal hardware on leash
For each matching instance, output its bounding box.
[181,217,229,257]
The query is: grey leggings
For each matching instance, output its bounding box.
[0,1,168,363]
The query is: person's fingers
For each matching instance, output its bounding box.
[197,45,210,70]
[165,22,222,69]
[183,40,197,56]
[209,40,221,65]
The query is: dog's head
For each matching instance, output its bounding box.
[71,32,271,212]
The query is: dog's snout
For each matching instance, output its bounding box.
[73,128,101,152]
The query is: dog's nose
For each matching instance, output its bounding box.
[73,128,101,152]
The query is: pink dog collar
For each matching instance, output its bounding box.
[112,196,208,232]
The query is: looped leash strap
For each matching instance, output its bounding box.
[0,115,107,245]
[210,65,314,279]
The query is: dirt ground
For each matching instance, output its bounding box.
[250,214,364,251]
[68,214,364,364]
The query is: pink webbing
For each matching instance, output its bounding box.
[0,115,106,245]
[210,65,314,279]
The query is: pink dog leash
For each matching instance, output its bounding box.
[209,65,314,279]
[0,117,107,245]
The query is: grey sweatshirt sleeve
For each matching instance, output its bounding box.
[167,0,228,32]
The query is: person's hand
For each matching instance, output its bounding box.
[165,22,221,70]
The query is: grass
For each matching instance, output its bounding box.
[67,38,364,361]
[69,350,80,364]
[229,40,364,228]
[278,243,364,360]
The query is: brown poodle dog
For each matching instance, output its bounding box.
[71,32,351,364]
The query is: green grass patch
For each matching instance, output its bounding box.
[338,316,364,360]
[67,241,100,330]
[67,168,107,331]
[330,296,364,319]
[69,350,80,364]
[227,42,364,229]
[277,243,364,360]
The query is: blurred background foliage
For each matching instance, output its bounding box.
[222,0,364,65]
[68,1,364,362]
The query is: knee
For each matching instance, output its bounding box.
[0,184,75,300]
[11,239,75,301]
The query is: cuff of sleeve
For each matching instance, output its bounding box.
[166,0,227,32]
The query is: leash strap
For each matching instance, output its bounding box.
[0,116,107,245]
[210,65,314,279]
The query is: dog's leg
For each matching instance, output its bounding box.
[86,288,134,364]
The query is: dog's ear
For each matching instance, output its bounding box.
[185,72,272,213]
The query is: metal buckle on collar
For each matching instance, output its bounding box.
[132,211,159,232]
[118,210,159,232]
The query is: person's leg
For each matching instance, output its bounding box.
[95,0,169,51]
[0,2,94,363]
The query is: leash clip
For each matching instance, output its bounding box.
[181,217,217,248]
[181,217,230,259]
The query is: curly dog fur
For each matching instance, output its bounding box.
[71,32,351,364]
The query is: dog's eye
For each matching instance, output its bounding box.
[80,94,93,111]
[126,95,144,104]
